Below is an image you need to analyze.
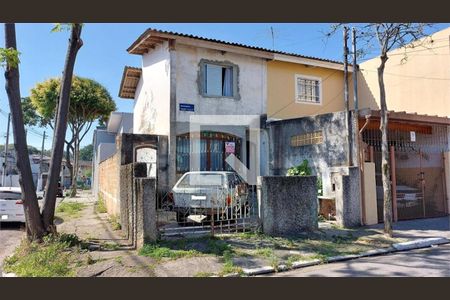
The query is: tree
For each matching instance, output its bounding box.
[2,23,46,240]
[79,144,93,161]
[41,23,83,232]
[29,76,116,196]
[328,23,433,236]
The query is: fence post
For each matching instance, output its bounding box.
[135,177,157,248]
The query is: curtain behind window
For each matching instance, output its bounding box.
[222,67,233,97]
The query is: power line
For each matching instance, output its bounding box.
[359,68,450,81]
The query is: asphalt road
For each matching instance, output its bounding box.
[0,222,25,276]
[263,243,450,277]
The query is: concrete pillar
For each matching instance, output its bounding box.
[330,166,361,228]
[259,175,318,236]
[135,177,157,248]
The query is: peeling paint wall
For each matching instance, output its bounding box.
[268,111,350,196]
[133,41,171,135]
[174,44,267,121]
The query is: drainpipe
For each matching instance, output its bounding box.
[358,114,371,225]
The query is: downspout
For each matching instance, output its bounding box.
[358,114,371,225]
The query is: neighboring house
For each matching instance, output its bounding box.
[358,27,450,118]
[92,112,133,198]
[268,26,450,224]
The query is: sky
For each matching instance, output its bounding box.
[0,23,449,150]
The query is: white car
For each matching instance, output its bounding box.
[0,187,44,223]
[170,171,249,224]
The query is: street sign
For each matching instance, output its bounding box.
[179,103,195,112]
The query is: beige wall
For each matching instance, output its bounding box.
[267,60,354,120]
[98,152,120,217]
[363,162,378,225]
[445,152,450,214]
[359,27,450,117]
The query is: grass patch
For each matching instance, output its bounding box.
[109,215,122,231]
[101,242,120,251]
[3,234,83,277]
[219,250,243,276]
[194,272,214,277]
[139,243,200,261]
[56,201,86,218]
[95,194,107,214]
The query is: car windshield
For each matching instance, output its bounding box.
[0,191,22,200]
[177,173,224,188]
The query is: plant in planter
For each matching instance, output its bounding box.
[287,160,323,196]
[286,159,312,176]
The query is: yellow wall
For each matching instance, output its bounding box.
[267,60,354,120]
[358,27,450,117]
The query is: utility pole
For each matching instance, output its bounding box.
[352,27,360,167]
[2,113,11,187]
[40,131,46,175]
[343,26,352,166]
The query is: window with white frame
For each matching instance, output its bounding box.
[199,60,238,98]
[295,75,322,104]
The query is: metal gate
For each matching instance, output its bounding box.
[363,123,449,222]
[156,184,259,238]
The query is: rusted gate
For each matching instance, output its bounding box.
[156,183,259,238]
[362,123,449,222]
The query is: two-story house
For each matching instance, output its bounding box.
[119,29,273,187]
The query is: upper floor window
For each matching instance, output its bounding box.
[199,59,239,99]
[295,75,322,104]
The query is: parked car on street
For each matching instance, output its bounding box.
[0,187,44,223]
[170,171,250,224]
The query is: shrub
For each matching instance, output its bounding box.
[286,159,312,176]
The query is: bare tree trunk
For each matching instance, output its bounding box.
[65,141,74,188]
[378,54,393,236]
[70,131,79,197]
[4,23,46,240]
[42,24,83,231]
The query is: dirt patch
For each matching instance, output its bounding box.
[154,256,223,277]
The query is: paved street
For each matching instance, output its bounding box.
[264,243,450,277]
[0,222,25,275]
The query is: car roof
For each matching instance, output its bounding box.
[0,187,22,193]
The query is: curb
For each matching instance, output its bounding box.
[241,237,450,277]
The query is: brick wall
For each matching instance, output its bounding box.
[98,152,121,216]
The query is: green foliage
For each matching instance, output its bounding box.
[29,76,116,127]
[139,243,200,261]
[286,159,312,176]
[56,202,86,217]
[317,177,323,196]
[51,23,83,33]
[3,234,82,277]
[79,144,93,161]
[95,194,107,213]
[0,47,21,68]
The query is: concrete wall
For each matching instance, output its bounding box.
[267,60,354,120]
[134,41,171,135]
[330,166,361,228]
[358,27,450,118]
[258,176,318,236]
[363,162,378,225]
[98,151,121,216]
[268,111,351,196]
